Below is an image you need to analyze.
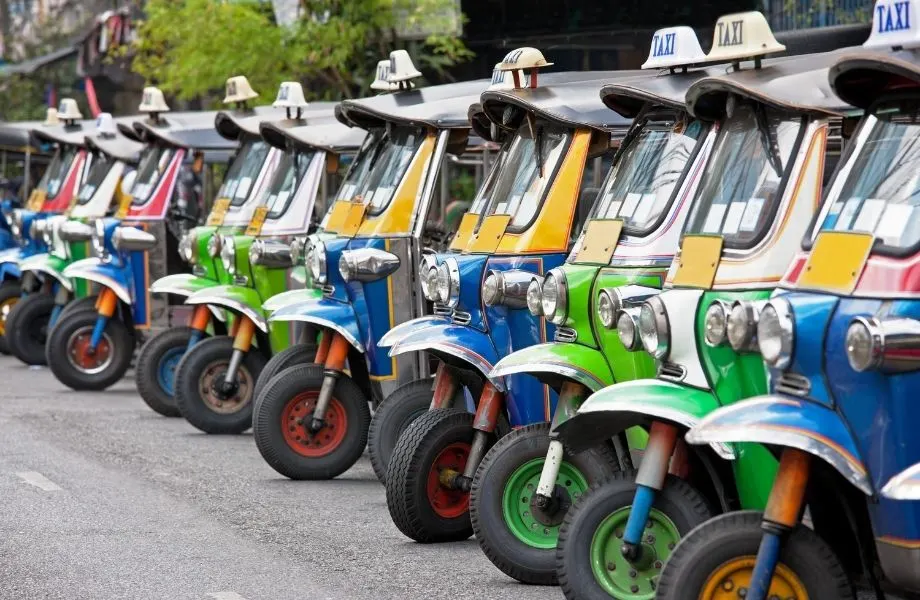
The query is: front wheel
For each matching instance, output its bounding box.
[46,311,134,391]
[367,378,436,485]
[135,327,208,417]
[556,471,712,600]
[471,423,620,585]
[253,364,370,480]
[657,511,853,600]
[251,342,317,403]
[6,292,54,365]
[174,335,266,434]
[0,279,22,354]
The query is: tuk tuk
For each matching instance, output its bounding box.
[46,100,237,391]
[466,28,723,585]
[658,6,920,598]
[249,57,488,480]
[169,87,360,433]
[135,79,336,416]
[552,13,860,599]
[5,113,143,366]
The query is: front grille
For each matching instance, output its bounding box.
[452,311,471,326]
[433,304,452,317]
[659,362,686,382]
[554,327,577,343]
[322,284,335,296]
[775,372,811,397]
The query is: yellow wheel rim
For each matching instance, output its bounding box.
[701,557,809,599]
[0,296,18,335]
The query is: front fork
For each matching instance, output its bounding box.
[308,331,350,433]
[49,282,69,327]
[534,381,587,509]
[219,315,256,396]
[186,305,210,350]
[88,287,118,353]
[746,448,811,600]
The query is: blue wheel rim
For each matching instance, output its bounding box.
[156,347,185,396]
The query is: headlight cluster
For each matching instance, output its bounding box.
[638,296,670,359]
[306,240,326,284]
[207,234,221,258]
[179,231,197,264]
[845,316,920,373]
[609,289,670,358]
[338,248,400,283]
[617,307,642,350]
[92,219,106,256]
[419,255,439,302]
[220,235,236,274]
[250,239,293,268]
[541,269,567,325]
[290,237,306,266]
[526,279,543,316]
[433,258,460,307]
[705,297,790,366]
[757,298,794,369]
[482,269,533,309]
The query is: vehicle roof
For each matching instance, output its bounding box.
[85,129,145,163]
[0,120,47,152]
[602,66,729,118]
[337,79,489,130]
[481,71,639,133]
[829,48,920,110]
[261,119,366,154]
[686,49,858,120]
[31,120,96,147]
[133,110,237,150]
[215,102,339,140]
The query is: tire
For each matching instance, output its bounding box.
[6,292,54,365]
[556,471,713,600]
[54,295,99,327]
[368,379,435,485]
[0,279,22,355]
[135,327,208,417]
[46,310,134,391]
[253,364,371,480]
[386,408,496,543]
[657,510,854,600]
[471,423,620,585]
[251,342,317,403]
[174,335,267,434]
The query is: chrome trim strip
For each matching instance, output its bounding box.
[489,360,604,392]
[63,268,132,304]
[185,294,268,332]
[389,339,504,392]
[269,312,364,352]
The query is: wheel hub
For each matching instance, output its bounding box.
[200,362,252,414]
[66,328,114,374]
[426,442,471,519]
[281,391,348,458]
[700,558,808,600]
[530,484,573,527]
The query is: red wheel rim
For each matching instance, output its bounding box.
[69,332,112,371]
[426,442,471,519]
[281,391,348,457]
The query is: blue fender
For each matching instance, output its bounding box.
[388,323,503,391]
[378,315,451,348]
[186,285,269,332]
[490,343,613,393]
[687,395,872,495]
[63,258,133,304]
[269,296,363,352]
[262,287,322,313]
[19,253,72,291]
[882,463,920,500]
[0,247,22,279]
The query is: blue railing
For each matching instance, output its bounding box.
[764,0,873,30]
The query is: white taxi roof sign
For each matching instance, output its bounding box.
[273,81,308,109]
[488,63,515,90]
[95,113,117,138]
[43,108,60,127]
[138,86,170,113]
[865,0,920,49]
[386,49,422,84]
[57,98,83,121]
[496,47,553,72]
[706,11,786,63]
[371,60,399,91]
[223,75,259,104]
[642,26,708,69]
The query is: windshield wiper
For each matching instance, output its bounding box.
[755,104,783,176]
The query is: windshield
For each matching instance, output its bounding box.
[262,150,315,219]
[467,141,511,216]
[481,123,569,231]
[41,146,78,200]
[816,112,920,252]
[357,126,425,215]
[75,154,116,205]
[684,104,802,249]
[217,140,272,207]
[131,146,175,205]
[592,117,705,235]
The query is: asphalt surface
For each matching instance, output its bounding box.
[0,360,891,600]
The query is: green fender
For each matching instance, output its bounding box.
[20,253,72,290]
[186,284,289,351]
[489,342,613,392]
[262,287,322,313]
[150,273,221,298]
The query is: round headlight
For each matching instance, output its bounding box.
[617,309,640,350]
[846,317,880,372]
[338,252,353,282]
[435,262,451,305]
[249,239,264,266]
[423,267,439,302]
[758,298,794,368]
[526,279,543,316]
[308,241,326,284]
[290,238,305,266]
[418,256,437,301]
[482,272,501,306]
[597,289,616,329]
[704,300,730,346]
[727,301,760,352]
[541,269,568,325]
[207,234,221,258]
[29,219,42,239]
[220,236,236,274]
[179,232,194,263]
[638,296,669,359]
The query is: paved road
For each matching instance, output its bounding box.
[0,360,891,600]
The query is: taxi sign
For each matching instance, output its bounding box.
[494,47,553,89]
[642,26,708,69]
[273,82,308,110]
[706,11,785,62]
[488,63,515,91]
[57,98,83,122]
[864,0,920,49]
[139,86,170,114]
[43,108,60,127]
[371,60,397,91]
[223,75,259,105]
[95,113,117,138]
[245,205,269,236]
[206,197,232,226]
[386,49,423,84]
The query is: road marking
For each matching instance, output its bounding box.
[208,593,248,600]
[15,471,62,491]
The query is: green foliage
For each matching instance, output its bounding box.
[133,0,473,104]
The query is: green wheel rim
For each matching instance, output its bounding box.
[501,457,588,549]
[589,506,680,599]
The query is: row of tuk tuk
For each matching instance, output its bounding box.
[4,3,920,598]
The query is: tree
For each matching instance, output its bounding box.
[132,0,473,104]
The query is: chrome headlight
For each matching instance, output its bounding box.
[338,248,400,283]
[59,221,93,242]
[597,289,616,329]
[113,226,157,251]
[220,236,236,274]
[704,300,731,347]
[250,239,294,268]
[11,209,23,237]
[30,219,44,240]
[526,279,543,316]
[179,231,196,263]
[207,234,221,258]
[290,237,306,266]
[638,296,669,359]
[435,258,460,307]
[617,307,642,351]
[307,240,327,284]
[92,219,106,256]
[41,221,55,246]
[846,316,920,373]
[418,255,438,301]
[727,300,762,352]
[541,269,567,325]
[482,269,532,309]
[758,298,794,369]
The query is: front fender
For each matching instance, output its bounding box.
[0,247,21,279]
[149,274,226,322]
[19,253,72,290]
[883,463,920,500]
[490,343,612,392]
[388,323,502,391]
[262,287,322,313]
[378,315,451,348]
[687,395,871,495]
[555,379,733,459]
[62,258,132,304]
[269,296,363,352]
[186,285,268,332]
